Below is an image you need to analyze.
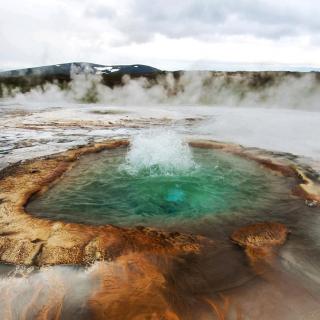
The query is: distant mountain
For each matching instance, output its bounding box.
[0,62,161,78]
[0,62,163,96]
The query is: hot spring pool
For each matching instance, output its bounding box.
[26,144,291,227]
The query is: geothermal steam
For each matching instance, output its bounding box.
[3,69,320,110]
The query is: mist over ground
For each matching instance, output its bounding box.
[2,69,320,110]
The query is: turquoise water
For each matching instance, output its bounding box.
[27,147,287,227]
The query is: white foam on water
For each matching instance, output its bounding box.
[122,129,196,176]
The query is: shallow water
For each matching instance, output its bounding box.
[26,146,292,229]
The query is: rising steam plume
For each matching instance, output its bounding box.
[1,65,320,110]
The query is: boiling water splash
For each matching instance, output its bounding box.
[122,129,196,176]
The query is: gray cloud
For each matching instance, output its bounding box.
[84,4,115,20]
[1,0,320,70]
[85,0,320,43]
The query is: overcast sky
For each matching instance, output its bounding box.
[1,0,320,70]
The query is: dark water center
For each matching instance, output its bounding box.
[26,146,292,228]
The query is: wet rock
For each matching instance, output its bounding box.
[231,222,288,263]
[29,168,40,174]
[231,222,288,248]
[305,199,319,207]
